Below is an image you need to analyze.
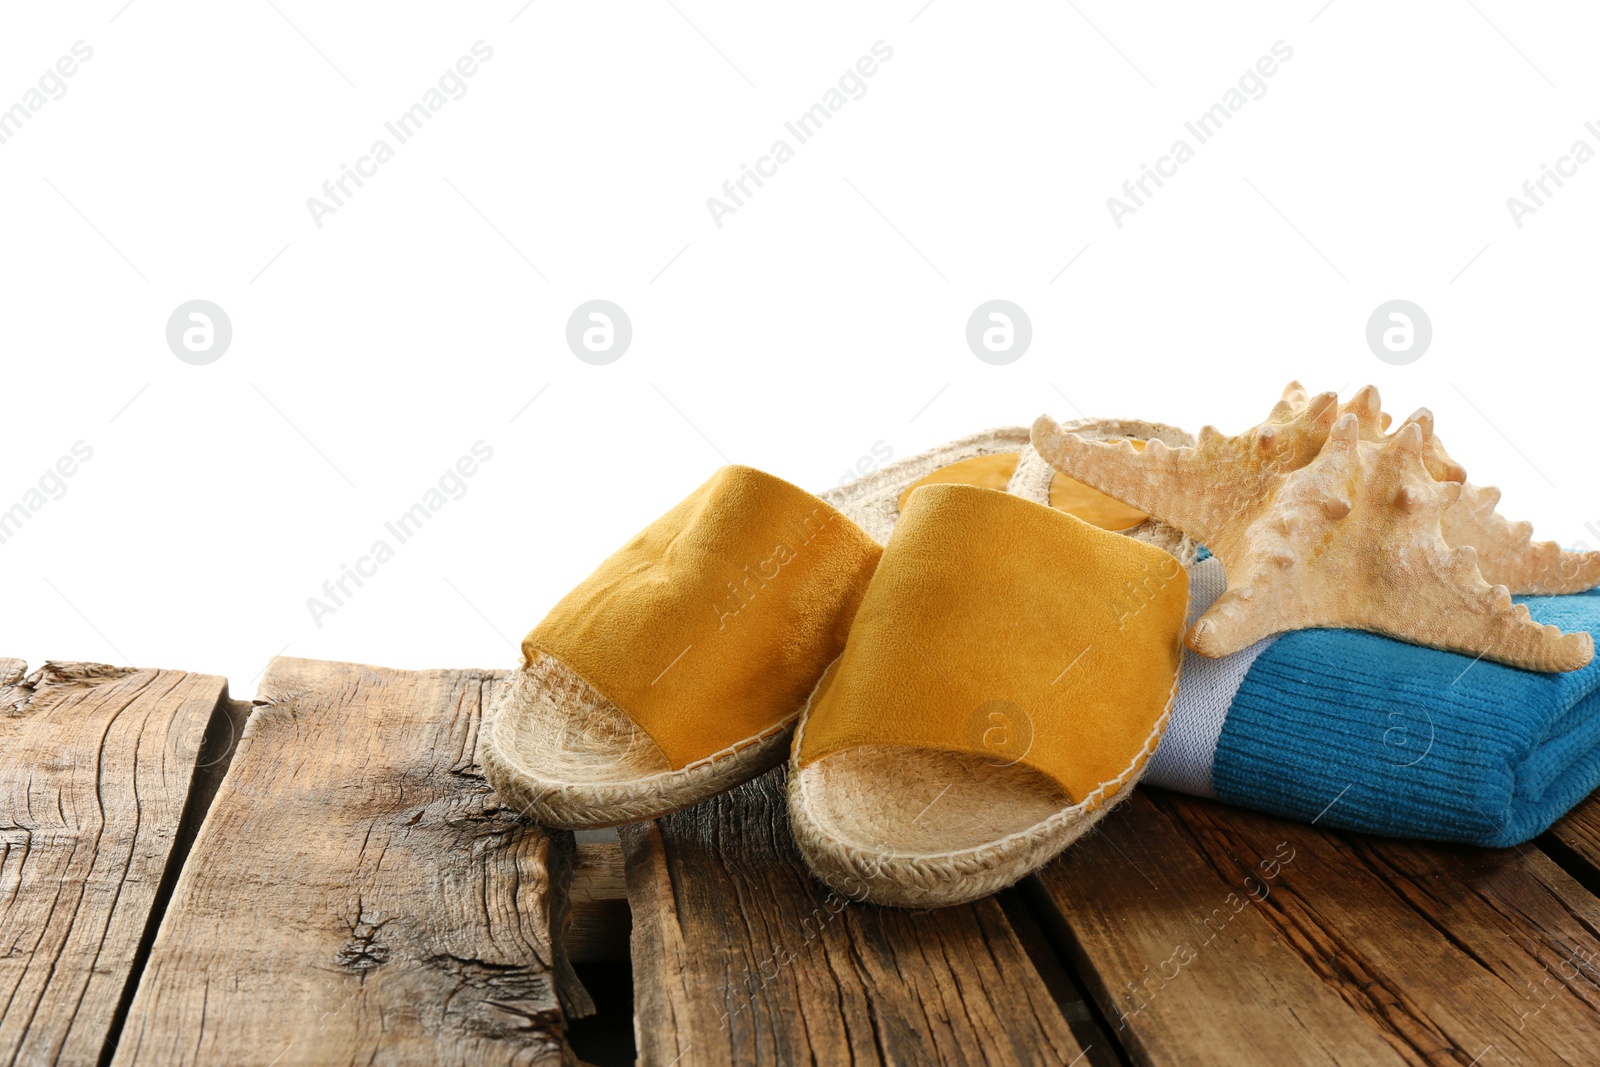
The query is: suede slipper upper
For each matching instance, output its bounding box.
[788,481,1190,909]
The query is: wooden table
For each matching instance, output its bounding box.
[4,656,1600,1065]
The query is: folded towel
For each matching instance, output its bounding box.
[1145,557,1600,846]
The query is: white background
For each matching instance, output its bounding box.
[1,0,1596,698]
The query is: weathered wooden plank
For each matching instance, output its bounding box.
[621,767,1088,1067]
[0,660,228,1066]
[571,841,627,905]
[113,658,587,1066]
[1030,790,1400,1067]
[568,842,629,964]
[1033,787,1600,1066]
[1544,794,1600,891]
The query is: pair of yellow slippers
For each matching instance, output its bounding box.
[484,425,1192,908]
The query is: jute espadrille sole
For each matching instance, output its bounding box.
[482,654,795,829]
[485,420,1194,831]
[787,668,1181,910]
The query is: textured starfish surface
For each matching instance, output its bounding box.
[1029,384,1341,548]
[1032,389,1596,672]
[1277,383,1600,596]
[1442,484,1600,595]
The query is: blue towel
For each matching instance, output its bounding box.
[1144,557,1600,846]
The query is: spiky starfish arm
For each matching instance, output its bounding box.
[1288,384,1592,593]
[1189,415,1594,673]
[1388,406,1467,483]
[1030,388,1337,546]
[1441,483,1600,595]
[1335,383,1390,439]
[1288,383,1467,483]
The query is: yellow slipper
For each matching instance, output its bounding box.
[485,421,1192,830]
[483,465,882,829]
[787,482,1189,909]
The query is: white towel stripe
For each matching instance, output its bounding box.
[1145,557,1276,797]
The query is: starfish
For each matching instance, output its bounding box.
[1033,394,1595,672]
[1029,383,1342,549]
[1277,383,1600,595]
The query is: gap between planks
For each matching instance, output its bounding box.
[0,660,247,1067]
